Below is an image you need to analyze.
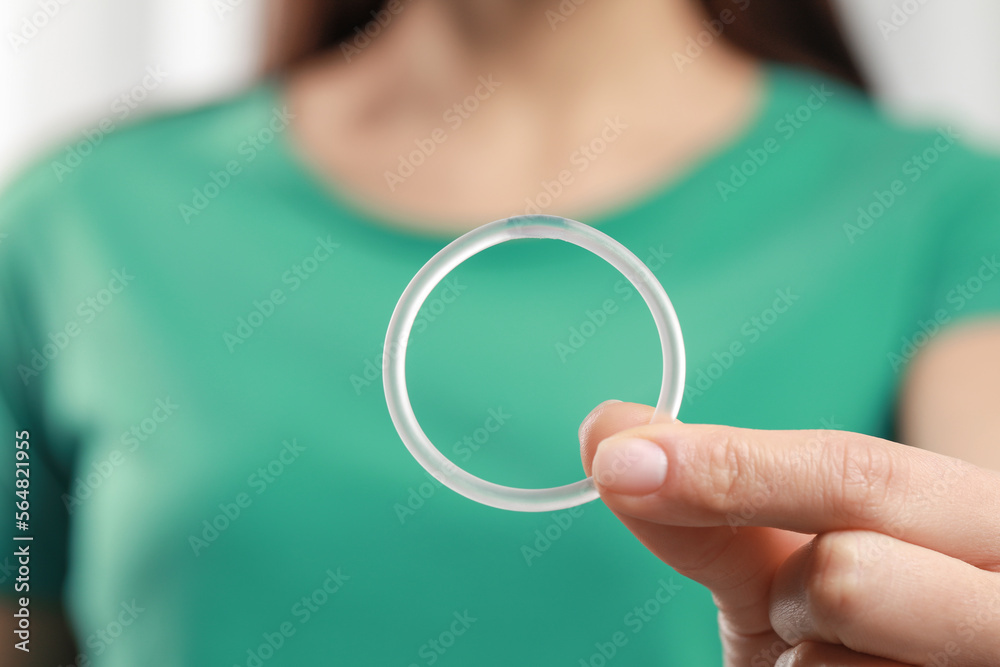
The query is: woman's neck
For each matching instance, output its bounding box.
[284,0,762,233]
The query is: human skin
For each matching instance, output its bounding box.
[282,0,761,233]
[8,0,1000,663]
[284,0,1000,468]
[287,1,1000,662]
[579,395,1000,665]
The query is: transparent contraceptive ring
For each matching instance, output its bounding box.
[383,215,686,512]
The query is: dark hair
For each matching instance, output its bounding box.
[268,0,866,90]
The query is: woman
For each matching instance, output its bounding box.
[2,0,999,664]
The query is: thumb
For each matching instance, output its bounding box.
[579,400,660,476]
[579,401,809,662]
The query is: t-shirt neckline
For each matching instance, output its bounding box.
[261,62,801,247]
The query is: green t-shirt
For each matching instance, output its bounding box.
[2,63,999,666]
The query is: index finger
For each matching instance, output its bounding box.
[586,409,1000,568]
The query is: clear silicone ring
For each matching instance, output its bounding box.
[383,214,685,512]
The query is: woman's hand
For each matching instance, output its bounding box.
[578,401,1000,666]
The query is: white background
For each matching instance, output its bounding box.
[0,0,997,186]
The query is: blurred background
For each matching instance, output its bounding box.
[0,0,998,188]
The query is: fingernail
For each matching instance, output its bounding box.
[592,437,667,496]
